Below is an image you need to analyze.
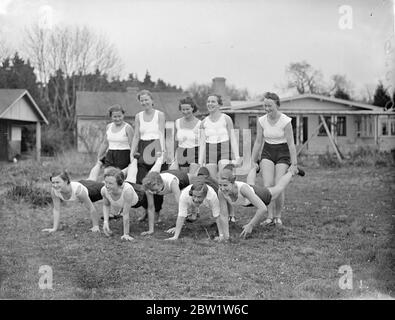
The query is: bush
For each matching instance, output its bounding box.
[41,126,74,156]
[317,151,342,167]
[6,182,52,207]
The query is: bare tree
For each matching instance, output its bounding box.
[23,23,123,135]
[285,61,324,94]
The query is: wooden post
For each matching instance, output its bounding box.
[374,115,378,145]
[296,115,300,146]
[320,115,342,162]
[36,121,41,162]
[331,115,337,144]
[297,122,323,156]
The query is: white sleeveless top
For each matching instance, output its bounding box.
[156,172,179,195]
[203,114,229,144]
[258,113,291,144]
[101,183,138,210]
[139,110,161,140]
[53,181,87,202]
[223,181,254,206]
[106,122,131,150]
[175,118,201,148]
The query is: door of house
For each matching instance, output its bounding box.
[0,121,9,161]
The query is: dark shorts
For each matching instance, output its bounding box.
[245,185,272,206]
[104,149,131,170]
[205,141,232,164]
[163,170,190,190]
[176,146,199,167]
[260,143,291,166]
[135,139,162,165]
[79,180,104,202]
[125,182,148,209]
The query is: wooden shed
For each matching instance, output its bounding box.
[0,89,49,162]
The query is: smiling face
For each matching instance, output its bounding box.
[51,175,68,192]
[206,95,220,113]
[218,178,234,194]
[111,110,124,125]
[104,176,121,194]
[191,190,206,206]
[139,94,153,110]
[180,103,194,118]
[263,98,278,115]
[148,182,164,194]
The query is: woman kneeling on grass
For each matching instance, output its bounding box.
[217,164,305,240]
[42,171,104,233]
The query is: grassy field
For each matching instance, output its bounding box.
[0,151,394,299]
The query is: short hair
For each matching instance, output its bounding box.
[103,167,125,186]
[142,171,163,190]
[197,166,210,177]
[50,170,70,184]
[207,94,223,106]
[179,97,198,113]
[108,104,125,117]
[137,90,153,101]
[190,178,208,197]
[263,92,280,107]
[218,164,236,183]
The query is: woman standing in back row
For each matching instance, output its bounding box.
[129,90,166,222]
[251,92,299,227]
[198,94,241,179]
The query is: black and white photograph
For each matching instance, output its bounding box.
[0,0,394,303]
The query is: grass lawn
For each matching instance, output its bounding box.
[0,152,394,299]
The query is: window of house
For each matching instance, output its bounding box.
[391,118,395,136]
[381,119,388,136]
[336,116,346,136]
[318,116,331,136]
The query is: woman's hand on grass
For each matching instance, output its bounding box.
[240,224,253,239]
[141,230,153,236]
[103,222,112,236]
[165,227,176,234]
[42,228,57,233]
[121,234,134,241]
[165,236,178,241]
[90,226,100,233]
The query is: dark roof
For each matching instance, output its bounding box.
[0,89,26,115]
[0,89,49,124]
[76,91,194,121]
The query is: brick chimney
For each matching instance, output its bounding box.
[211,77,231,106]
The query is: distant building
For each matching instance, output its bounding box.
[0,89,48,161]
[221,92,395,157]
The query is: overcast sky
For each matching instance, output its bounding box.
[0,0,394,98]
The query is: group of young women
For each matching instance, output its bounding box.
[42,90,305,241]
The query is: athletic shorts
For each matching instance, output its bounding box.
[205,141,232,164]
[125,182,148,209]
[104,149,131,170]
[245,185,272,206]
[78,180,104,202]
[163,170,190,190]
[135,139,162,165]
[176,146,199,167]
[260,142,290,166]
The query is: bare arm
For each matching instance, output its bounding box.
[284,122,298,174]
[170,179,181,204]
[42,189,61,232]
[239,185,267,238]
[101,189,112,236]
[217,191,230,240]
[158,111,166,154]
[130,115,140,156]
[125,124,135,163]
[97,124,110,161]
[120,190,134,240]
[78,188,100,232]
[251,119,263,163]
[142,192,155,235]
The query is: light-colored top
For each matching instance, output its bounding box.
[101,183,139,211]
[106,122,131,150]
[258,113,292,144]
[139,110,161,140]
[155,172,179,196]
[53,181,87,202]
[175,118,201,148]
[222,181,255,206]
[202,114,229,144]
[178,185,220,218]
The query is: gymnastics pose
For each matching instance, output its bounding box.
[42,171,104,233]
[217,164,304,240]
